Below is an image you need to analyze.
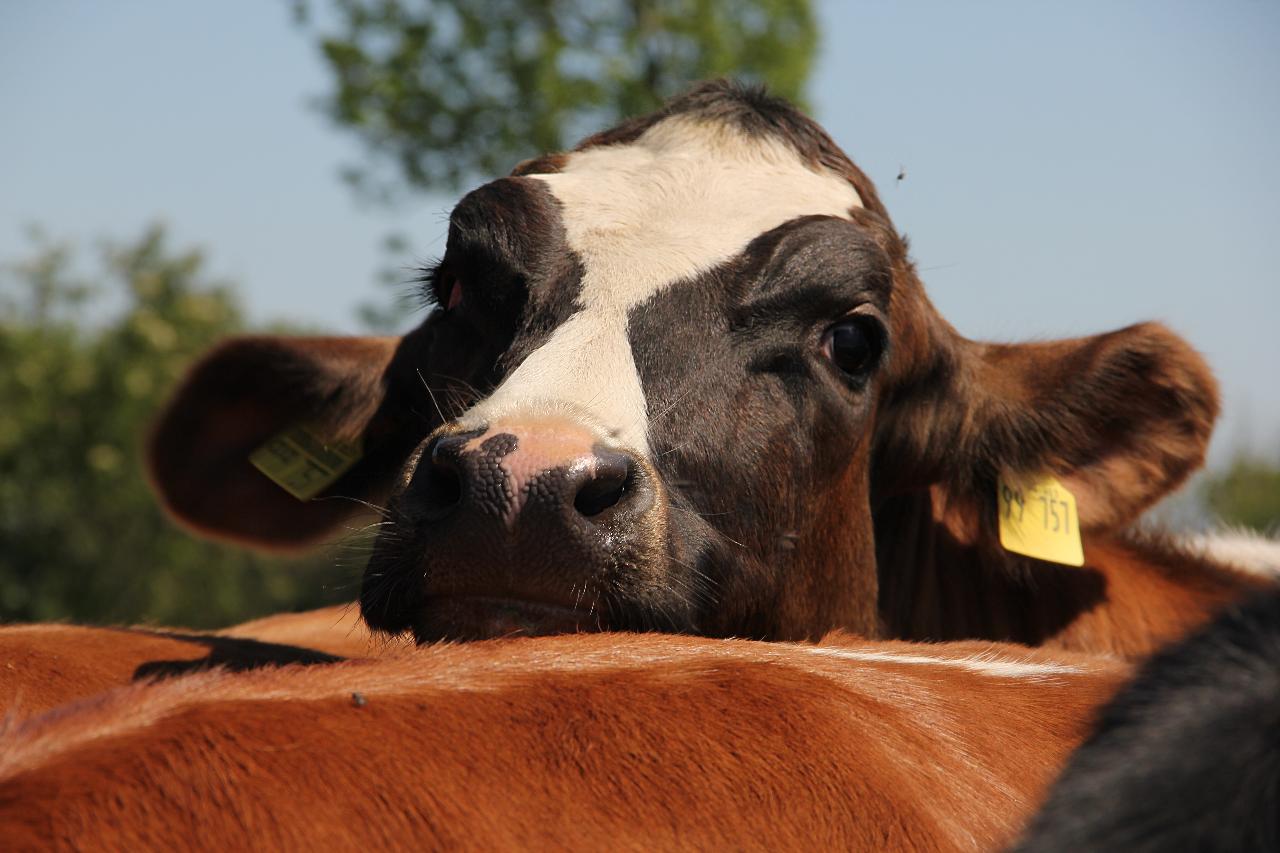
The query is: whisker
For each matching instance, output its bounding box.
[650,384,702,427]
[313,495,390,518]
[417,369,447,423]
[668,504,736,520]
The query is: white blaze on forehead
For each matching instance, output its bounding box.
[462,114,864,455]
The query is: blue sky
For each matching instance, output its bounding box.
[2,1,1277,465]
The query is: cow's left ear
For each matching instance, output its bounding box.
[874,321,1218,536]
[147,332,433,552]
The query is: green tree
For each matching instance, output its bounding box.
[1203,455,1280,534]
[0,226,354,628]
[297,0,817,202]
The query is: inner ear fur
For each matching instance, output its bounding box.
[875,321,1219,539]
[147,334,423,552]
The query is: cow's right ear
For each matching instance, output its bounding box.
[147,334,430,552]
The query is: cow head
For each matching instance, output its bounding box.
[149,82,1218,643]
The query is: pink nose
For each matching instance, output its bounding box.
[413,418,641,527]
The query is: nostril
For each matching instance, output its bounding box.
[422,462,463,519]
[418,436,466,520]
[573,449,633,518]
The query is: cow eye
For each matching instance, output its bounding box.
[822,317,882,376]
[446,278,463,310]
[428,268,463,312]
[440,274,463,310]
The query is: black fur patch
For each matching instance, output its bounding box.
[421,177,585,414]
[626,216,893,635]
[1014,588,1280,852]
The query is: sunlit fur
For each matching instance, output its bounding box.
[0,631,1127,851]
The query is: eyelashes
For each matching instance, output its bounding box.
[413,263,439,306]
[415,262,447,311]
[417,262,464,312]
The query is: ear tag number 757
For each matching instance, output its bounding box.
[997,472,1085,567]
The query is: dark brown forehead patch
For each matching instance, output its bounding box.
[510,153,568,177]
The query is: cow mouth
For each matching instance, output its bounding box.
[359,481,717,642]
[410,595,611,642]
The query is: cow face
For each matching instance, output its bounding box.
[149,82,1218,643]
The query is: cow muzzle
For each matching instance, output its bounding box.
[361,416,671,641]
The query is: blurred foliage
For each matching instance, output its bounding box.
[294,0,817,203]
[0,226,354,628]
[356,230,431,333]
[1203,455,1280,534]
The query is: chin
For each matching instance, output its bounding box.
[410,596,613,643]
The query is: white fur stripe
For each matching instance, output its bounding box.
[801,646,1081,679]
[461,115,863,454]
[1187,530,1280,579]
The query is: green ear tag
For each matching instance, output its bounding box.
[249,422,363,501]
[997,471,1085,567]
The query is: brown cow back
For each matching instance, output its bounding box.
[217,603,396,658]
[0,623,341,718]
[0,633,1127,851]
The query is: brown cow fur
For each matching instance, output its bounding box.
[0,624,341,718]
[4,529,1251,719]
[876,497,1271,658]
[226,525,1268,667]
[0,606,405,718]
[217,603,392,658]
[0,632,1128,852]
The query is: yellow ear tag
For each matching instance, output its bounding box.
[249,422,364,501]
[997,472,1085,566]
